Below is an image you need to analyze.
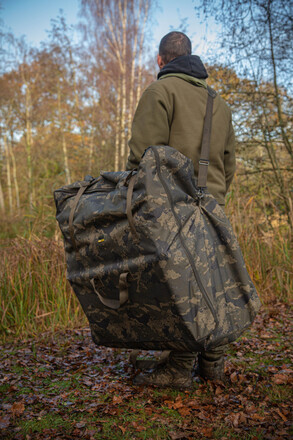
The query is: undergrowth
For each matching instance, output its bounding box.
[0,191,292,340]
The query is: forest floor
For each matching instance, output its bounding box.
[0,303,292,440]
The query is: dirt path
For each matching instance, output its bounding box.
[0,304,292,439]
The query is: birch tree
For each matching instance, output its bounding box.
[80,0,153,170]
[0,72,21,214]
[13,38,40,212]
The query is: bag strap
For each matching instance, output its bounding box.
[90,273,129,309]
[197,86,217,189]
[126,174,139,240]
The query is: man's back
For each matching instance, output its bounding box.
[127,56,235,205]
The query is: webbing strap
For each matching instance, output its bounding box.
[126,174,139,240]
[68,182,90,251]
[197,86,217,189]
[90,272,129,309]
[119,272,129,306]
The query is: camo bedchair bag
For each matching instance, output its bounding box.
[54,88,261,352]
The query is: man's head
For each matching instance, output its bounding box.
[157,31,192,69]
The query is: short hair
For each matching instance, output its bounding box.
[159,32,192,64]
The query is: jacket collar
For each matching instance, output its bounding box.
[159,73,207,88]
[157,55,208,80]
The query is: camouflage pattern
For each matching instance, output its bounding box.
[54,145,261,352]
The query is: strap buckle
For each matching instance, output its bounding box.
[199,159,209,166]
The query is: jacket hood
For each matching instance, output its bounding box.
[157,55,208,80]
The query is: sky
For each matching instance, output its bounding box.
[0,0,217,59]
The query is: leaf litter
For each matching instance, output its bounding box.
[0,303,292,439]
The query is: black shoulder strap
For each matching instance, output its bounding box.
[197,86,217,189]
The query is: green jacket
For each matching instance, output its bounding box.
[126,56,235,205]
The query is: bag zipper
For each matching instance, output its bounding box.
[153,147,218,326]
[55,186,114,194]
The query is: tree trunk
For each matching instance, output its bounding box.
[114,79,122,172]
[3,135,13,215]
[127,0,142,142]
[88,135,94,175]
[8,135,20,213]
[119,0,128,167]
[57,81,71,184]
[0,178,4,214]
[135,0,149,108]
[25,84,34,211]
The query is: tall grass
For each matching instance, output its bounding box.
[0,193,292,340]
[226,189,292,305]
[0,234,86,340]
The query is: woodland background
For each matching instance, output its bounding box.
[0,1,292,439]
[0,0,292,337]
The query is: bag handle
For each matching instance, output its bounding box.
[69,181,93,252]
[197,86,217,189]
[90,272,129,309]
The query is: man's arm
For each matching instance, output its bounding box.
[224,116,236,192]
[126,87,171,170]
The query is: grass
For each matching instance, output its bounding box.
[226,189,292,305]
[212,426,266,439]
[261,384,293,404]
[0,234,86,340]
[20,414,72,435]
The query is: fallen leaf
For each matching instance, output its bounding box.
[201,427,213,438]
[83,378,93,387]
[112,395,123,404]
[260,332,271,339]
[215,386,222,395]
[268,366,278,373]
[232,413,240,427]
[169,432,190,440]
[0,416,10,429]
[131,421,146,432]
[230,372,238,383]
[11,401,25,417]
[272,374,289,384]
[173,400,184,409]
[275,408,287,422]
[186,399,200,409]
[178,407,191,417]
[250,413,265,422]
[144,407,153,415]
[239,412,247,424]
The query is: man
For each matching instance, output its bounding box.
[126,32,236,388]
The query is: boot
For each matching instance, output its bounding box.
[197,353,225,382]
[133,362,193,389]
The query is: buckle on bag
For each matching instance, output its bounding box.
[199,159,209,166]
[194,186,206,201]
